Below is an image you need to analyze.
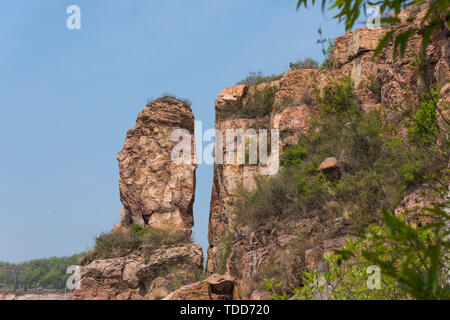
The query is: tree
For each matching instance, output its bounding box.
[297,0,449,58]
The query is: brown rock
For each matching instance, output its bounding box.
[73,242,204,300]
[163,274,235,300]
[273,105,312,150]
[164,280,212,300]
[117,97,197,232]
[215,85,248,121]
[318,157,341,180]
[330,27,385,69]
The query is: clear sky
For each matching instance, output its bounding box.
[0,0,348,263]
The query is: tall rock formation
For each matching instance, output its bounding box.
[115,97,197,233]
[74,97,203,300]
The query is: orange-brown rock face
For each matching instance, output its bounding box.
[164,274,235,300]
[206,7,449,299]
[116,97,197,232]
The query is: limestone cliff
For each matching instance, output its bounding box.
[115,97,197,233]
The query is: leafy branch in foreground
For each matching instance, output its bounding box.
[361,194,450,299]
[293,236,405,300]
[297,0,449,59]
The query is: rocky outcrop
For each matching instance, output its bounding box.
[205,69,358,297]
[73,242,203,300]
[74,97,203,300]
[115,96,197,233]
[206,6,449,299]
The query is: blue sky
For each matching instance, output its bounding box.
[0,0,348,263]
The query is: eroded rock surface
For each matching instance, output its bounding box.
[116,96,197,232]
[164,274,235,300]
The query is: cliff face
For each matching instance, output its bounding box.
[74,97,203,300]
[206,27,385,282]
[207,7,449,299]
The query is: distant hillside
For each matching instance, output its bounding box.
[0,254,83,291]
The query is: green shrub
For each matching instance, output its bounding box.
[266,235,408,300]
[265,192,450,300]
[238,85,278,118]
[237,71,283,86]
[216,232,235,275]
[234,173,298,228]
[280,145,308,168]
[316,28,334,70]
[130,224,147,236]
[289,57,319,70]
[363,74,382,104]
[407,86,440,146]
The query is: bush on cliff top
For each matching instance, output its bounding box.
[82,225,191,264]
[237,71,283,86]
[407,85,441,146]
[237,85,278,119]
[289,57,319,70]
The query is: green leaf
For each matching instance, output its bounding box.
[373,30,395,58]
[393,28,416,59]
[422,18,440,50]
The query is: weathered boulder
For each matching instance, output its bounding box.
[318,157,341,180]
[164,274,235,300]
[330,27,385,69]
